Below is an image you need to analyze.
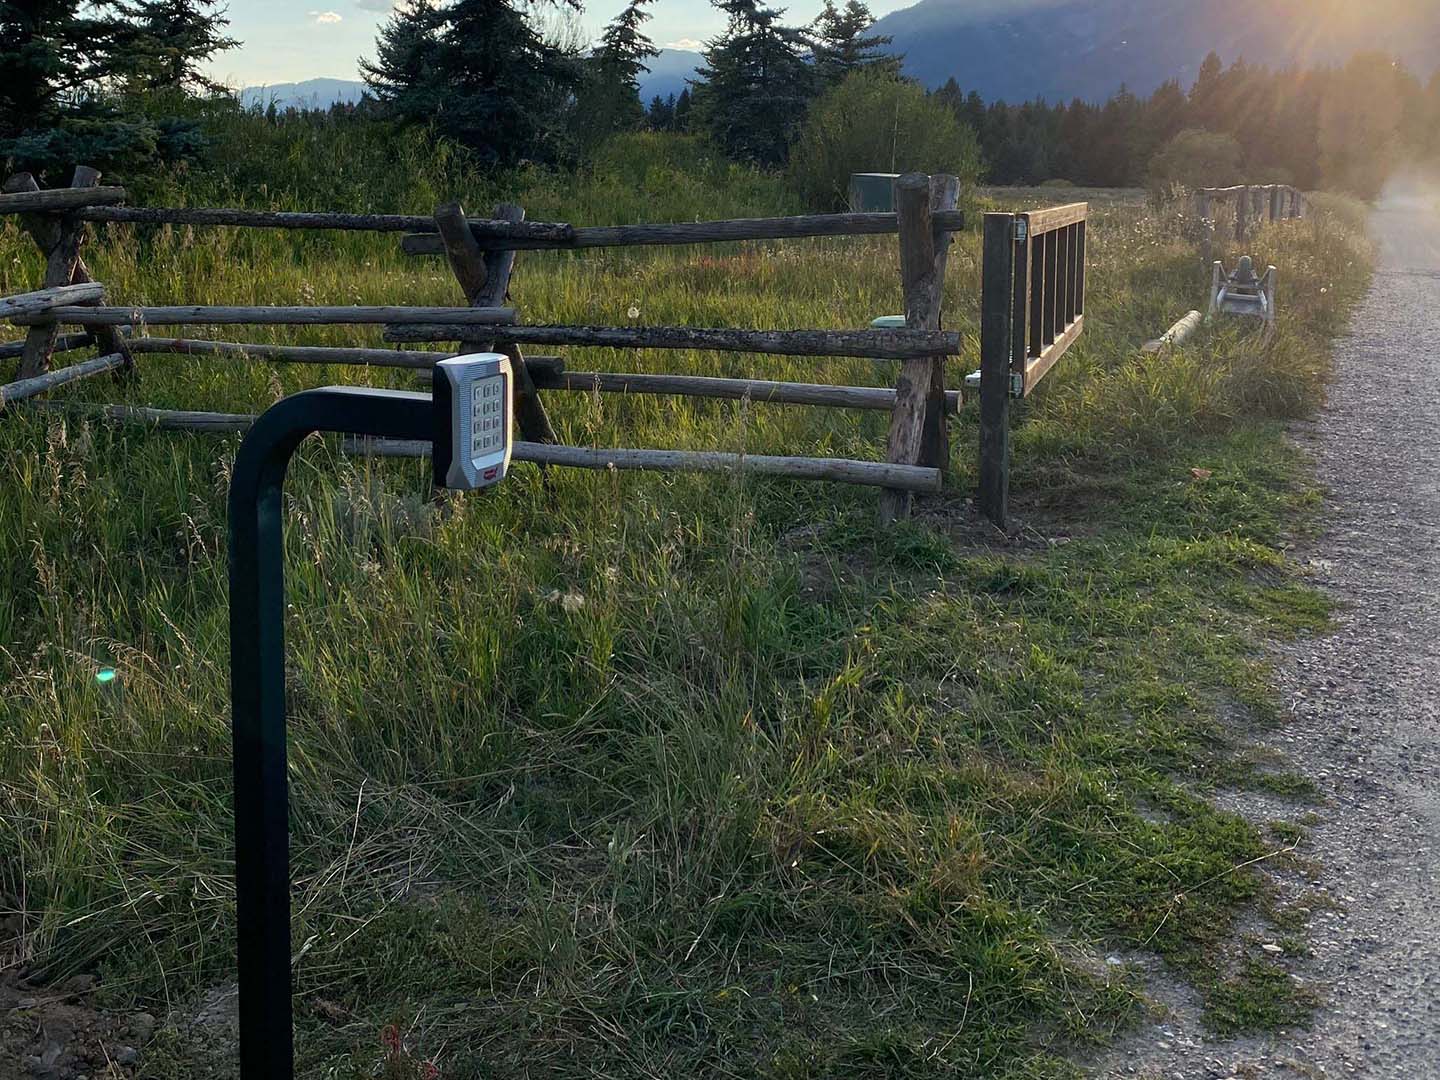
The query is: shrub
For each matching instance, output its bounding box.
[1147,129,1243,197]
[786,70,981,211]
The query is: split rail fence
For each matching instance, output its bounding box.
[1195,183,1305,265]
[2,167,1087,526]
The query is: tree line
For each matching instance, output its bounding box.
[938,51,1440,199]
[3,0,1438,205]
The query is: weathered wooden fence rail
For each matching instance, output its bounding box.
[2,166,1086,523]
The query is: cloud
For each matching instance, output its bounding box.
[664,38,703,51]
[309,10,343,23]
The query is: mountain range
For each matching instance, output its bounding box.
[238,0,1440,113]
[872,0,1440,101]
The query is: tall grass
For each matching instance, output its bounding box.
[0,125,1373,1078]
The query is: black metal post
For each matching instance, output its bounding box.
[228,387,432,1080]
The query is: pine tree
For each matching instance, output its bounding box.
[691,0,815,166]
[810,0,896,86]
[673,87,692,132]
[362,0,582,165]
[647,94,673,130]
[1,1,124,139]
[360,0,443,121]
[113,0,237,92]
[576,0,657,147]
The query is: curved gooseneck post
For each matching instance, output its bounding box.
[227,387,432,1080]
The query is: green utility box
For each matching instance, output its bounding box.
[849,173,901,212]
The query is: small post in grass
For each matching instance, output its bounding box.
[978,213,1016,528]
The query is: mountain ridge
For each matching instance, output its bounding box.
[873,0,1440,102]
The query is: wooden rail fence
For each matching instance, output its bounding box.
[1195,184,1305,265]
[2,166,1086,525]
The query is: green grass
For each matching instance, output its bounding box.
[0,129,1373,1078]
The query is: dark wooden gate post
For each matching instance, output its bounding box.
[978,213,1016,527]
[880,171,959,524]
[1235,187,1250,244]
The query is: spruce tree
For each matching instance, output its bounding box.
[691,0,814,166]
[672,87,692,132]
[113,0,237,92]
[810,0,896,86]
[362,0,582,165]
[0,0,215,175]
[576,0,658,147]
[647,94,673,130]
[359,0,443,121]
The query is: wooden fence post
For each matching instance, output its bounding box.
[433,202,556,445]
[1234,187,1250,244]
[1197,189,1213,267]
[879,172,959,524]
[3,167,130,380]
[977,213,1015,527]
[1269,186,1282,223]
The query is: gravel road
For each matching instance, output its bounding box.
[1095,180,1440,1078]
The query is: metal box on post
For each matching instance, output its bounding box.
[848,173,901,212]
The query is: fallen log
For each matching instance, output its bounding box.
[1141,310,1204,354]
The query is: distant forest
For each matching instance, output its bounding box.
[926,51,1440,196]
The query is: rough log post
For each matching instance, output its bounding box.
[433,202,555,444]
[1269,186,1282,223]
[1235,187,1250,244]
[3,167,131,379]
[880,172,959,524]
[477,204,557,445]
[977,213,1015,528]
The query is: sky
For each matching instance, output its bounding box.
[205,0,921,88]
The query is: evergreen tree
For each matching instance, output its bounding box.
[810,0,896,86]
[576,0,657,147]
[1188,51,1224,125]
[673,87,692,131]
[359,0,442,119]
[113,0,236,92]
[0,0,216,175]
[647,94,673,130]
[362,0,582,165]
[691,0,814,166]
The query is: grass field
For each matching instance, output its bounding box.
[0,130,1372,1078]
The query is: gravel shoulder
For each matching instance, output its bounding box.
[1095,181,1440,1078]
